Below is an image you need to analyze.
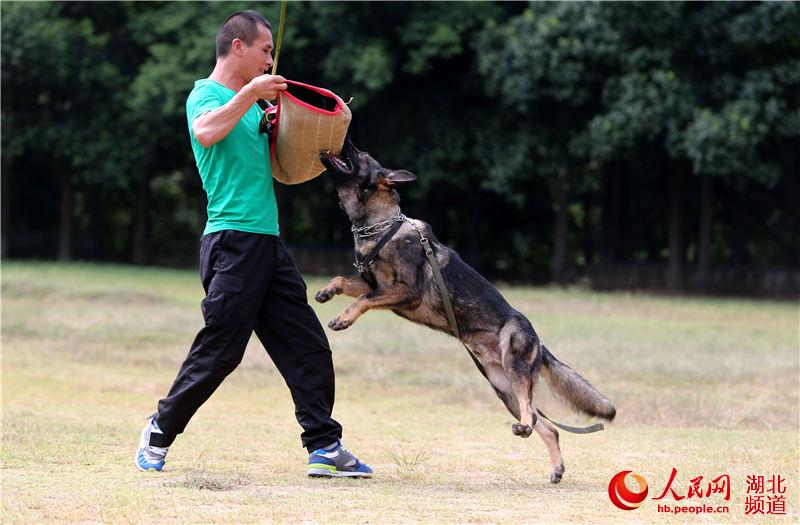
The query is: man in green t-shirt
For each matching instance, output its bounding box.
[136,10,372,478]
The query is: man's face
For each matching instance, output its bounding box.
[235,24,274,83]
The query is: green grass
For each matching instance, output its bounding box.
[2,261,798,523]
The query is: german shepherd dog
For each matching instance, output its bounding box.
[317,138,615,483]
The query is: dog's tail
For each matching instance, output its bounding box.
[540,345,616,421]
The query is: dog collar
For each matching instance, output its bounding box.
[351,212,407,239]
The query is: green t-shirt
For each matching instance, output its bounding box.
[186,78,279,236]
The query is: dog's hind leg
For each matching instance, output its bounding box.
[484,342,565,482]
[315,276,372,303]
[500,327,541,439]
[497,325,565,482]
[482,362,520,420]
[532,408,565,483]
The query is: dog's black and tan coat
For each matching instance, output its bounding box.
[317,138,616,483]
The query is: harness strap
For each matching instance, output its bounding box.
[355,220,403,275]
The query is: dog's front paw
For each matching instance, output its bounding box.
[511,423,533,438]
[328,316,352,331]
[315,289,335,303]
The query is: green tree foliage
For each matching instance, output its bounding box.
[478,2,799,284]
[2,2,125,258]
[2,2,797,292]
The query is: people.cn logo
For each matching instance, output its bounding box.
[608,470,649,510]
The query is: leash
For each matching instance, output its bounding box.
[258,0,287,134]
[271,0,287,76]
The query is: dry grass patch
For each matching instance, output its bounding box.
[2,261,798,523]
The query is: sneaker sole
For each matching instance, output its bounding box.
[308,467,372,478]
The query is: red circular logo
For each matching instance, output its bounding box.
[608,470,649,510]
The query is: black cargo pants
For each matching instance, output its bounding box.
[152,230,342,452]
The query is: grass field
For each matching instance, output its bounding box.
[2,261,798,524]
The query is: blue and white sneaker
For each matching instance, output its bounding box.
[308,441,373,478]
[135,416,168,472]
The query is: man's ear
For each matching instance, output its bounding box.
[379,170,417,186]
[231,38,245,56]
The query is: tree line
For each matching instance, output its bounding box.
[2,2,798,293]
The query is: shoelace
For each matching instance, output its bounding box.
[311,445,359,468]
[338,446,358,467]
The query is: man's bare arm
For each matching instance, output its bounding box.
[192,75,287,148]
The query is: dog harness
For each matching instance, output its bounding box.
[351,213,406,286]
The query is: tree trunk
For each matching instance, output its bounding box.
[1,158,9,258]
[88,184,102,259]
[467,176,481,269]
[57,165,73,261]
[601,162,622,263]
[696,172,714,285]
[552,174,569,283]
[131,174,149,264]
[580,193,595,268]
[666,164,685,290]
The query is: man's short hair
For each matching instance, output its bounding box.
[216,10,272,59]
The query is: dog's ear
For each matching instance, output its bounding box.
[378,170,417,187]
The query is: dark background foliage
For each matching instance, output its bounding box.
[2,2,798,294]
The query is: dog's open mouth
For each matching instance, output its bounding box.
[320,149,353,175]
